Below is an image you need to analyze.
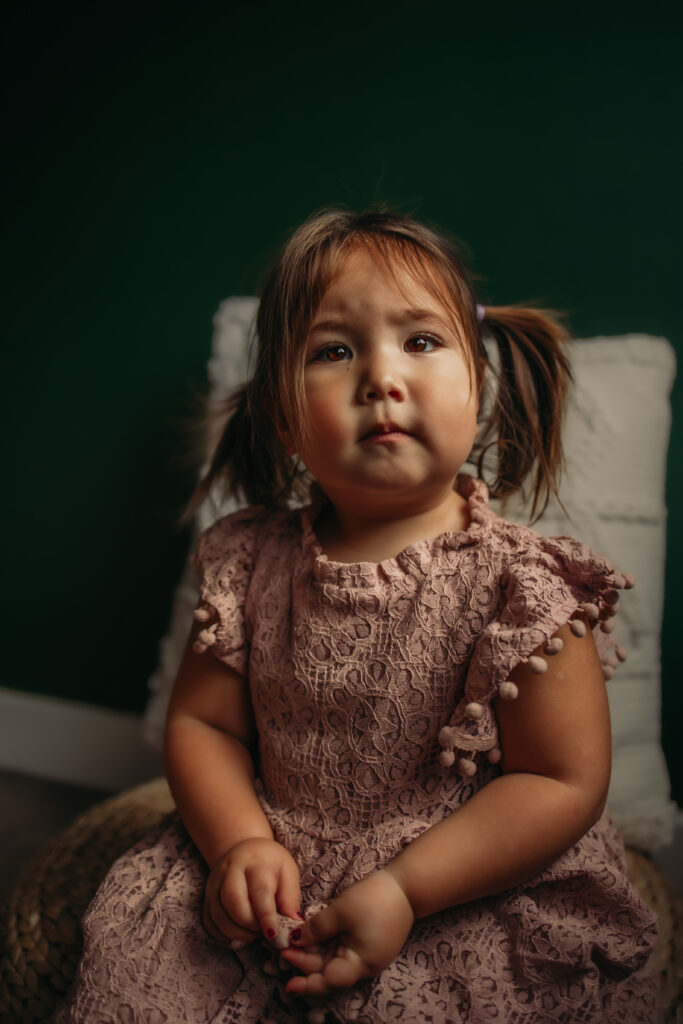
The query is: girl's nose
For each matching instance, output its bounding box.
[357,358,405,404]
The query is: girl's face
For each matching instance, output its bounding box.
[285,247,479,520]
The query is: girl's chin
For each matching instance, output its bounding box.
[324,476,461,509]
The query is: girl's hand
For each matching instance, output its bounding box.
[281,869,414,994]
[203,837,302,947]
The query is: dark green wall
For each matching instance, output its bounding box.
[3,1,681,802]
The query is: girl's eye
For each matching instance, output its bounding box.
[405,334,438,353]
[312,344,351,363]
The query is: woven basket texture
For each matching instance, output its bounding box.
[0,778,173,1024]
[1,779,681,1023]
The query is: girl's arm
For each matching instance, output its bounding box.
[387,617,611,915]
[164,624,301,944]
[284,620,611,992]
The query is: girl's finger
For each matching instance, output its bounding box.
[245,866,280,941]
[324,946,367,988]
[204,896,255,945]
[203,900,227,944]
[287,948,367,994]
[289,903,343,948]
[220,868,259,933]
[285,971,330,997]
[276,857,302,921]
[279,946,327,974]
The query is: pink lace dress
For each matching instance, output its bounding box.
[55,476,659,1024]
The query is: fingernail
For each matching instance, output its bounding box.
[266,928,276,938]
[291,928,302,941]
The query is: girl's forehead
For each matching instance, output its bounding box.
[318,245,457,321]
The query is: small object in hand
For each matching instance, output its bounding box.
[264,913,304,951]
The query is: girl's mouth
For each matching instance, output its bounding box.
[360,423,414,444]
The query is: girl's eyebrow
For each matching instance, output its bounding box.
[390,307,449,326]
[309,317,351,334]
[310,308,450,333]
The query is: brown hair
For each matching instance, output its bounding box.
[186,207,571,522]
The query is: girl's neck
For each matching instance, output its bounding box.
[314,487,470,564]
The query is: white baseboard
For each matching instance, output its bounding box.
[0,687,163,792]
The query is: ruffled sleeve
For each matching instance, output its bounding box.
[190,506,265,675]
[439,530,634,776]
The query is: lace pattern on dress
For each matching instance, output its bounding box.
[54,475,658,1024]
[438,501,634,775]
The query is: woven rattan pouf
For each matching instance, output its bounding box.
[1,779,681,1023]
[0,779,174,1024]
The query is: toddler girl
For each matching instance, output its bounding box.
[57,209,658,1023]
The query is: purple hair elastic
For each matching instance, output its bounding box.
[476,304,486,322]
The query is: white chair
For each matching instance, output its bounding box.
[2,301,680,1023]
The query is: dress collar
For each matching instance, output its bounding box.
[298,473,491,584]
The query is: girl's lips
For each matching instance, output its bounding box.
[360,424,414,443]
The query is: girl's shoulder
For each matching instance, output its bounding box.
[438,483,634,773]
[193,506,309,602]
[486,511,631,597]
[458,479,633,647]
[196,504,303,564]
[462,474,629,589]
[192,506,305,658]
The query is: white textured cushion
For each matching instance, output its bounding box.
[491,335,676,849]
[145,299,676,850]
[144,299,256,749]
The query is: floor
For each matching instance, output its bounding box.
[0,768,112,901]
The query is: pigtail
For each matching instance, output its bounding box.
[474,306,572,521]
[183,383,304,522]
